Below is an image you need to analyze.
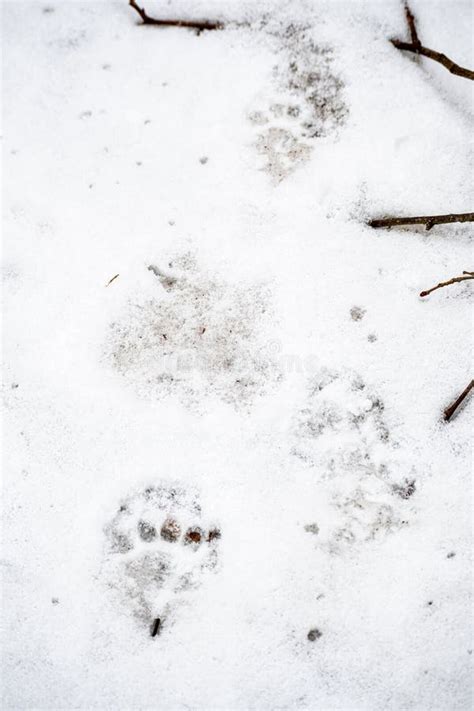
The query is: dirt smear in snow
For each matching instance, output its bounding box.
[106,252,281,410]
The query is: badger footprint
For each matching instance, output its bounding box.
[103,483,221,635]
[292,368,416,552]
[248,25,347,182]
[106,251,281,410]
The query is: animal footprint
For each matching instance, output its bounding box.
[106,251,281,409]
[103,483,221,635]
[255,127,311,183]
[293,368,416,552]
[248,25,347,182]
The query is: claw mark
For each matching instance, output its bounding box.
[150,617,161,637]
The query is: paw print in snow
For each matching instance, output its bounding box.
[106,251,281,409]
[248,25,347,182]
[103,483,221,635]
[293,368,390,464]
[293,368,416,551]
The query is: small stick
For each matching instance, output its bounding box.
[128,0,223,32]
[150,617,161,637]
[105,273,120,287]
[444,380,474,422]
[369,213,474,230]
[404,3,420,46]
[420,272,474,297]
[391,4,474,80]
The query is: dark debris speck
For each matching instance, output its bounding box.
[350,306,366,322]
[393,479,416,500]
[307,628,322,641]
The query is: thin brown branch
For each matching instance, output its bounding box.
[444,379,474,421]
[391,3,474,80]
[404,3,420,47]
[128,0,223,32]
[369,213,474,230]
[420,272,474,297]
[105,273,120,287]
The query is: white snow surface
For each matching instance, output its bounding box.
[2,0,473,709]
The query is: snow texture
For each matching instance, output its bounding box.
[2,0,473,709]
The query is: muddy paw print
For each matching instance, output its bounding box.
[106,251,281,409]
[103,483,221,635]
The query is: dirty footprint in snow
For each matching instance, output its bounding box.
[103,483,221,635]
[293,368,416,552]
[106,251,281,409]
[248,23,347,182]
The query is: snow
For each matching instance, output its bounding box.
[2,0,473,709]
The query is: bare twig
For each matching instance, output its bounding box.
[105,273,120,287]
[404,3,420,46]
[420,271,474,297]
[369,213,474,230]
[128,0,223,32]
[444,379,474,421]
[391,3,474,80]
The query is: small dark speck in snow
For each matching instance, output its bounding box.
[350,306,366,322]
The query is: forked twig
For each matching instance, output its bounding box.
[391,3,474,80]
[420,271,474,297]
[369,213,474,231]
[444,380,474,421]
[128,0,223,32]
